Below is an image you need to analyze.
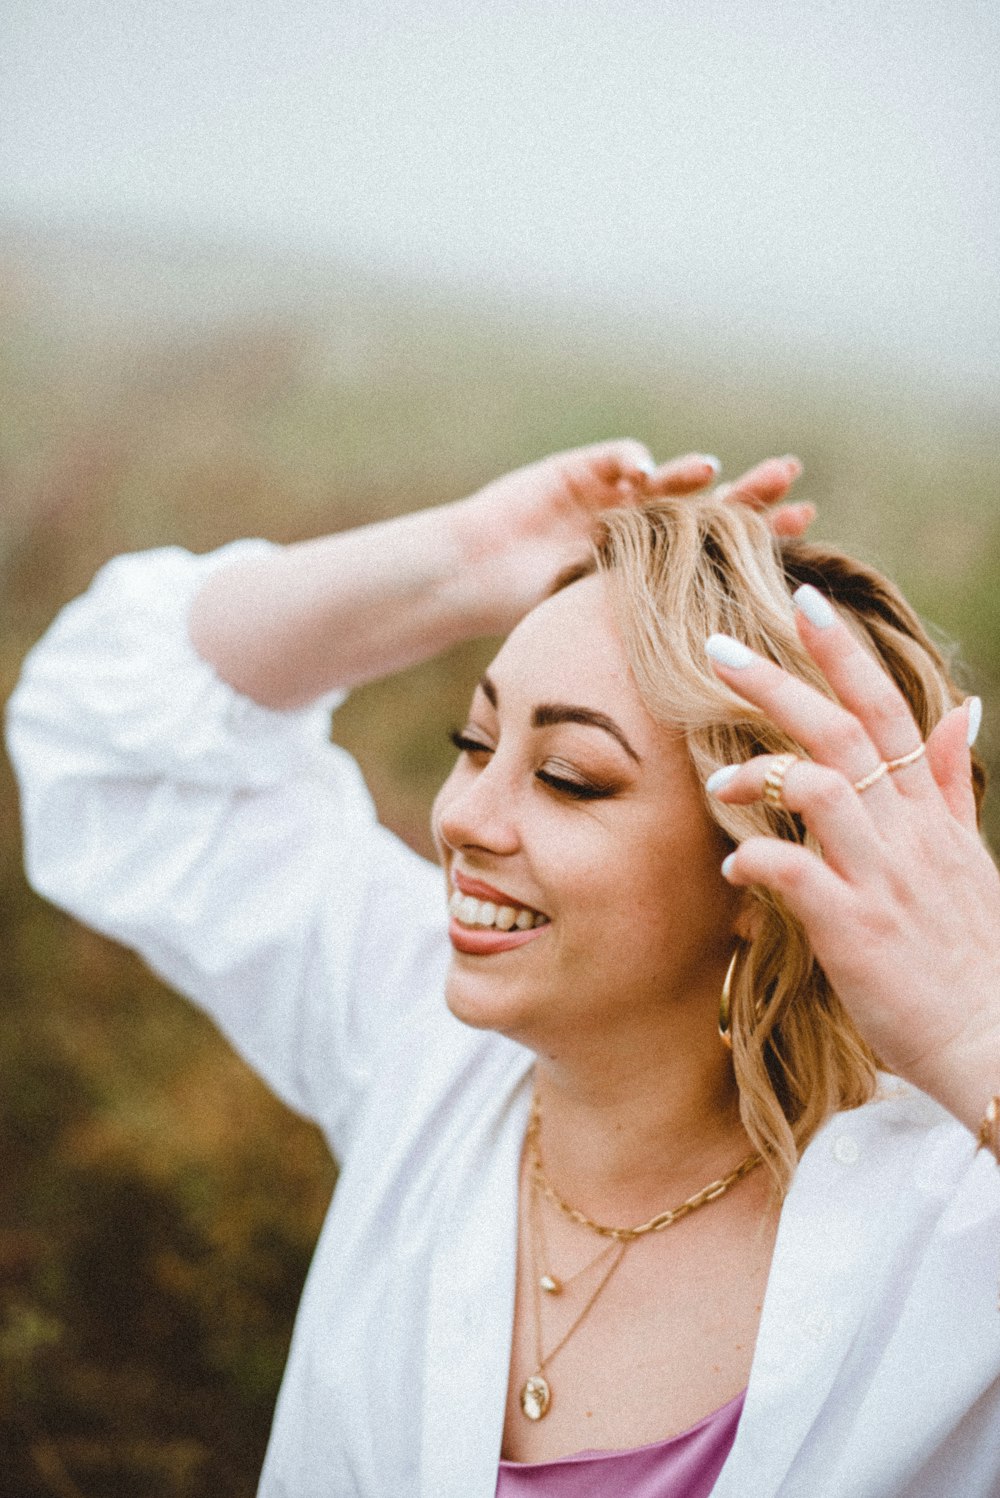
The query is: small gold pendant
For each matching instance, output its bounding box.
[520,1373,551,1421]
[539,1273,561,1295]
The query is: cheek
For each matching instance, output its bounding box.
[625,818,733,938]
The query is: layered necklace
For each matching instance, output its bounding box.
[519,1095,761,1422]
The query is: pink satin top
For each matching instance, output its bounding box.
[495,1389,745,1498]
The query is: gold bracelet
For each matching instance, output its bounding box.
[976,1094,1000,1162]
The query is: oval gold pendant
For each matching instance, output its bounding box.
[520,1374,551,1421]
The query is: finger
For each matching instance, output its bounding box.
[569,439,657,489]
[721,836,848,931]
[767,502,816,538]
[705,633,892,796]
[642,453,722,496]
[560,440,659,514]
[725,455,803,510]
[706,754,881,881]
[791,584,938,800]
[925,701,980,831]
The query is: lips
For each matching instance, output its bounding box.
[447,914,549,956]
[447,869,550,954]
[451,871,545,912]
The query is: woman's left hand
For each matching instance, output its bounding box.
[705,584,1000,1139]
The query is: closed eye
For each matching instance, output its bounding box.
[449,729,493,756]
[449,731,617,802]
[535,763,617,801]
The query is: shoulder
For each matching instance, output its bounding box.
[750,1083,999,1419]
[786,1079,1000,1266]
[736,1087,1000,1498]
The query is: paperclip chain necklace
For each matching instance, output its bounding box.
[519,1096,761,1421]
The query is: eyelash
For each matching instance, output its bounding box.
[448,730,614,802]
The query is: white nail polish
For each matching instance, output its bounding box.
[793,584,836,629]
[721,853,737,879]
[967,696,983,748]
[637,457,657,476]
[706,634,756,669]
[701,454,722,475]
[706,765,740,794]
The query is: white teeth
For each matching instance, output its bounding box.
[459,896,481,925]
[449,888,547,932]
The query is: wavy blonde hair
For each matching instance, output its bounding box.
[569,496,986,1193]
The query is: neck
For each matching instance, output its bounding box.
[530,1024,747,1225]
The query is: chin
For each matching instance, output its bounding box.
[444,962,535,1041]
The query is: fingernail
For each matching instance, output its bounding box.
[706,634,756,669]
[706,765,741,795]
[636,457,657,477]
[781,454,803,476]
[699,454,722,476]
[721,853,737,879]
[793,583,836,629]
[967,695,983,748]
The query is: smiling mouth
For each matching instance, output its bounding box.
[447,889,549,932]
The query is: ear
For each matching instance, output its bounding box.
[732,888,763,944]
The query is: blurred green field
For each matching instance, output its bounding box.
[1,229,997,1497]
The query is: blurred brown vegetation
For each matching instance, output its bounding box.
[1,227,997,1496]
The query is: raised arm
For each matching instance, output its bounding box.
[7,441,804,1145]
[188,445,807,709]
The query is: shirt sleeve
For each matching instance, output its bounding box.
[4,541,451,1154]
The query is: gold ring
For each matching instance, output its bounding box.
[853,742,925,794]
[762,753,798,810]
[853,761,889,793]
[885,743,926,775]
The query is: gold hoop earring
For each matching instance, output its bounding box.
[718,948,740,1049]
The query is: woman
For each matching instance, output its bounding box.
[7,441,1000,1497]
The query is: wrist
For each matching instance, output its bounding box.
[440,490,532,636]
[903,1014,1000,1143]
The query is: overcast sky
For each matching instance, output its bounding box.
[2,0,998,382]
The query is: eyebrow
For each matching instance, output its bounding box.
[477,674,642,763]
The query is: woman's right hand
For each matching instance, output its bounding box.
[190,443,807,709]
[449,443,809,635]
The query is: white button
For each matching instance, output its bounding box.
[833,1135,860,1165]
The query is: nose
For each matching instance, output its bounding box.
[432,757,521,859]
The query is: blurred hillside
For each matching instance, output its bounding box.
[1,224,997,1497]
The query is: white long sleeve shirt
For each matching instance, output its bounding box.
[6,542,1000,1498]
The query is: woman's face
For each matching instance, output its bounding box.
[431,572,745,1055]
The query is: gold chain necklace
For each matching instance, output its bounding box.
[519,1097,761,1422]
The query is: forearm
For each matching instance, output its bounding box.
[186,442,767,710]
[188,500,495,710]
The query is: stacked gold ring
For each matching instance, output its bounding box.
[762,754,798,809]
[762,742,926,811]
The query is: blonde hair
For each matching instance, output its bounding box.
[574,497,986,1193]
